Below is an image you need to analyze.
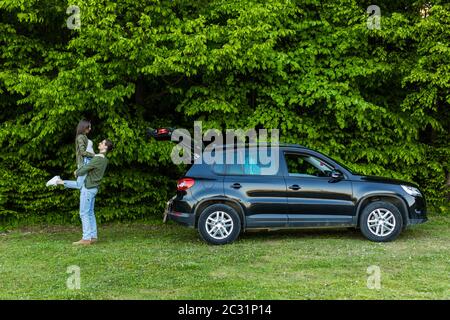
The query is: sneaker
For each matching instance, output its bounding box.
[46,175,61,187]
[72,239,92,246]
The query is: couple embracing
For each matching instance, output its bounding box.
[46,119,113,246]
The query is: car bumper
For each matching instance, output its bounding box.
[408,217,428,225]
[164,197,196,228]
[405,194,428,226]
[167,211,195,227]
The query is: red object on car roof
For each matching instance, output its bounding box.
[158,128,169,134]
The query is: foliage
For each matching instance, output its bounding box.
[1,0,449,224]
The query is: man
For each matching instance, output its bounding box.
[69,139,113,245]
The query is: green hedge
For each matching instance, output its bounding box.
[1,0,449,225]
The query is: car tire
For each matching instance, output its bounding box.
[198,204,241,245]
[359,201,403,242]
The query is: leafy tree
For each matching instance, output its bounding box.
[0,0,448,225]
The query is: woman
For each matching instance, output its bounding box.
[46,119,95,188]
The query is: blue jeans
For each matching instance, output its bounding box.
[79,185,98,240]
[64,157,92,189]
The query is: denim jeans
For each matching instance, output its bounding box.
[79,185,98,240]
[64,157,92,189]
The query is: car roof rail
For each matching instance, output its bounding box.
[208,142,308,150]
[147,127,309,151]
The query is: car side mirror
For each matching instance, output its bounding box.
[329,169,344,182]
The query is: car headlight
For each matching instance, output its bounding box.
[401,185,422,196]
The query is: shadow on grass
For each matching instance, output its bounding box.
[243,226,433,242]
[2,219,433,246]
[173,225,431,244]
[78,223,433,245]
[239,227,366,241]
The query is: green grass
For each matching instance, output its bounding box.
[0,215,449,300]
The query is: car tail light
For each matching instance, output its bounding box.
[177,178,195,191]
[158,128,169,135]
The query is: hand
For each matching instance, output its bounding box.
[73,170,77,178]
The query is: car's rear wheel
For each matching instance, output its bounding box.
[198,204,241,245]
[359,201,403,242]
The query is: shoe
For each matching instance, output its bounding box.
[90,238,97,243]
[46,175,61,187]
[72,239,92,245]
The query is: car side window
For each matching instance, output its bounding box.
[212,163,226,174]
[243,152,262,175]
[221,150,274,176]
[228,163,244,175]
[284,153,333,177]
[211,150,227,175]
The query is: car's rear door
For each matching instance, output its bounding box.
[223,149,288,228]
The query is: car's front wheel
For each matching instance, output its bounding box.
[198,204,241,245]
[359,201,403,242]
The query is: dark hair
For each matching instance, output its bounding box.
[76,119,91,136]
[104,139,114,152]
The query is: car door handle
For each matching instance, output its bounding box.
[288,184,301,190]
[230,183,242,189]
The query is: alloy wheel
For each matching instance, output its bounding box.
[205,211,234,240]
[367,208,396,237]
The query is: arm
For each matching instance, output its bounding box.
[76,157,100,177]
[77,135,95,158]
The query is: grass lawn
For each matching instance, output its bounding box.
[0,215,449,300]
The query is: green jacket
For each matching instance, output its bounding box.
[76,154,108,189]
[76,134,95,167]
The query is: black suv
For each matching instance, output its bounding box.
[150,130,427,245]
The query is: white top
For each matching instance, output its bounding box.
[86,139,94,154]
